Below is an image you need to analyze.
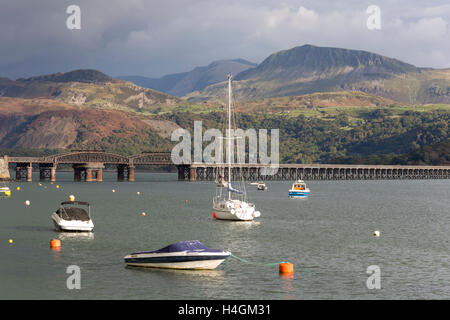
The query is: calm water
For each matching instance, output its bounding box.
[0,172,449,299]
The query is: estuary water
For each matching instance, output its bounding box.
[0,172,449,299]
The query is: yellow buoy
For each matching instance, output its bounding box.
[16,186,20,191]
[56,185,60,189]
[8,239,13,244]
[50,239,61,248]
[279,262,294,275]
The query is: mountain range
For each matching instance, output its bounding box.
[0,69,182,113]
[118,59,256,97]
[185,45,450,104]
[0,44,448,164]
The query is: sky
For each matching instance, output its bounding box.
[1,0,450,79]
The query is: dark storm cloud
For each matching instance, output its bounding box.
[1,0,450,79]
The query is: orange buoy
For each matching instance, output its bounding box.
[50,239,61,248]
[213,212,216,219]
[279,262,294,275]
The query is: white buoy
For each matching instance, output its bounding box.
[25,200,30,206]
[373,230,380,237]
[112,189,116,193]
[69,195,75,202]
[141,212,146,217]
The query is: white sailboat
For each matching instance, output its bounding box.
[212,75,261,221]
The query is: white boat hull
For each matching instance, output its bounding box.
[125,259,226,270]
[213,199,260,221]
[124,252,230,270]
[213,207,254,221]
[51,212,94,232]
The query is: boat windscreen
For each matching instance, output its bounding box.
[56,207,90,221]
[133,240,224,254]
[61,201,90,206]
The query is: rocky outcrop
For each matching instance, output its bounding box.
[0,156,10,180]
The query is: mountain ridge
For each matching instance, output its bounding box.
[119,59,257,96]
[185,44,450,104]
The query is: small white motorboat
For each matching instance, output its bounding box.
[0,186,11,197]
[124,240,230,270]
[288,180,310,198]
[51,201,94,232]
[256,182,267,191]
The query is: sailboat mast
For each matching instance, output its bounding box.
[227,75,232,200]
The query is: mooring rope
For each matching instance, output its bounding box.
[229,253,284,266]
[229,253,313,272]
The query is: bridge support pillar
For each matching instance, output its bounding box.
[16,166,21,181]
[27,164,33,182]
[127,166,135,182]
[189,166,196,182]
[85,169,93,182]
[96,169,103,182]
[38,164,55,181]
[50,166,56,182]
[73,163,103,182]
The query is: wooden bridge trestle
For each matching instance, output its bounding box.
[4,151,450,182]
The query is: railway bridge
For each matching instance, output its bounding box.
[6,151,172,182]
[2,152,450,182]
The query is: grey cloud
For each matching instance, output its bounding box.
[0,0,449,79]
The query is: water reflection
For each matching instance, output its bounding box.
[57,232,95,240]
[279,274,295,299]
[125,265,226,281]
[217,220,260,229]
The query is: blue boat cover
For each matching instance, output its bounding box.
[132,240,224,255]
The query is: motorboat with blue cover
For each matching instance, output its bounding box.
[124,240,230,270]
